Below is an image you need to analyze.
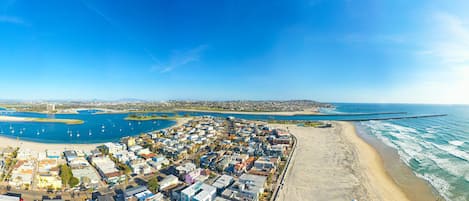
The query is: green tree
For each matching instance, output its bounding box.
[59,165,72,187]
[147,177,159,193]
[69,177,79,187]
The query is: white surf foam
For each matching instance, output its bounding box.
[449,140,465,146]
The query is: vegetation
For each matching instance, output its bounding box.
[147,176,159,193]
[69,177,80,187]
[125,113,176,121]
[59,164,78,187]
[1,147,19,181]
[109,154,131,175]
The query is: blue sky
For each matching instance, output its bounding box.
[1,0,468,104]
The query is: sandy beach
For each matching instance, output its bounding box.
[0,135,102,152]
[176,109,319,116]
[275,121,410,201]
[0,115,84,125]
[0,116,30,122]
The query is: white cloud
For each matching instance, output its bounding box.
[428,12,469,64]
[151,45,208,73]
[401,12,469,104]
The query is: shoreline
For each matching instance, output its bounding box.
[354,123,440,201]
[0,118,189,152]
[0,115,84,125]
[274,121,410,201]
[0,135,103,152]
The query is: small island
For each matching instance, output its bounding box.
[0,116,84,125]
[124,113,177,121]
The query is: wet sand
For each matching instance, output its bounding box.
[355,124,440,201]
[274,122,410,201]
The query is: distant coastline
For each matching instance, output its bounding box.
[175,108,320,116]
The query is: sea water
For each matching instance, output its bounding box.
[335,103,469,201]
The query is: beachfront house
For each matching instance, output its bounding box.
[222,174,267,201]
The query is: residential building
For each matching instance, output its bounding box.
[181,182,216,201]
[159,175,179,191]
[91,156,125,184]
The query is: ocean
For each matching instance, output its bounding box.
[334,103,469,201]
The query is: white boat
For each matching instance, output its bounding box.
[138,121,141,125]
[89,130,92,136]
[102,125,105,129]
[41,128,45,133]
[77,132,80,137]
[101,129,105,133]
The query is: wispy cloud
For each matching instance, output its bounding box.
[0,15,26,25]
[403,11,469,104]
[151,45,208,73]
[426,12,469,64]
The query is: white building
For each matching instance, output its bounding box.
[104,142,126,154]
[91,156,124,184]
[159,175,179,190]
[181,182,216,201]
